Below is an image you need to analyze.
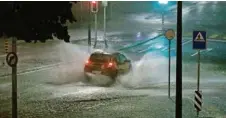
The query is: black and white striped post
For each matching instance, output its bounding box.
[194,90,202,116]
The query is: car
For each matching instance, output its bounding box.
[84,51,132,82]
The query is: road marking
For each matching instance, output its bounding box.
[162,40,192,51]
[0,53,20,58]
[0,61,77,78]
[207,39,226,43]
[161,47,168,51]
[182,40,192,45]
[191,48,213,56]
[191,50,205,56]
[138,45,154,53]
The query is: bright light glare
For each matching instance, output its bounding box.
[108,62,113,66]
[159,0,168,4]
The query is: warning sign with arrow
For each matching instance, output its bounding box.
[193,31,207,50]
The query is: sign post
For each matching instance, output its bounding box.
[193,30,206,116]
[102,1,108,48]
[164,29,175,98]
[6,37,18,118]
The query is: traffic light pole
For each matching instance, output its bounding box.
[176,1,182,118]
[94,13,98,48]
[88,2,91,50]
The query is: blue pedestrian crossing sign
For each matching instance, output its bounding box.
[193,31,207,50]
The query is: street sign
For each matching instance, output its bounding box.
[6,52,18,67]
[194,90,202,112]
[102,1,108,7]
[165,29,175,40]
[193,31,206,50]
[164,29,175,98]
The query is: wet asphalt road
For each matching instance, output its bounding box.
[0,36,226,118]
[1,1,226,117]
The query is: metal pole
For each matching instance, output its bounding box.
[197,50,200,91]
[88,2,91,53]
[12,37,17,118]
[196,50,201,117]
[168,40,171,98]
[176,1,182,118]
[104,6,108,48]
[88,2,91,46]
[94,13,98,48]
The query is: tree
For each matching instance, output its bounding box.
[0,1,77,43]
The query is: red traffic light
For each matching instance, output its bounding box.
[91,1,98,13]
[92,1,96,4]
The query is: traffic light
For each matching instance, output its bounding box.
[91,1,98,13]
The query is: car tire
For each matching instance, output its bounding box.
[110,70,118,80]
[83,73,91,83]
[103,70,117,87]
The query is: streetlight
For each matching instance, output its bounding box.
[159,0,168,4]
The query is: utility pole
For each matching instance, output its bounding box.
[176,1,182,118]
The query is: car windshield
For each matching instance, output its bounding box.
[89,53,111,63]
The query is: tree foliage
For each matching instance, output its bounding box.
[0,2,77,43]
